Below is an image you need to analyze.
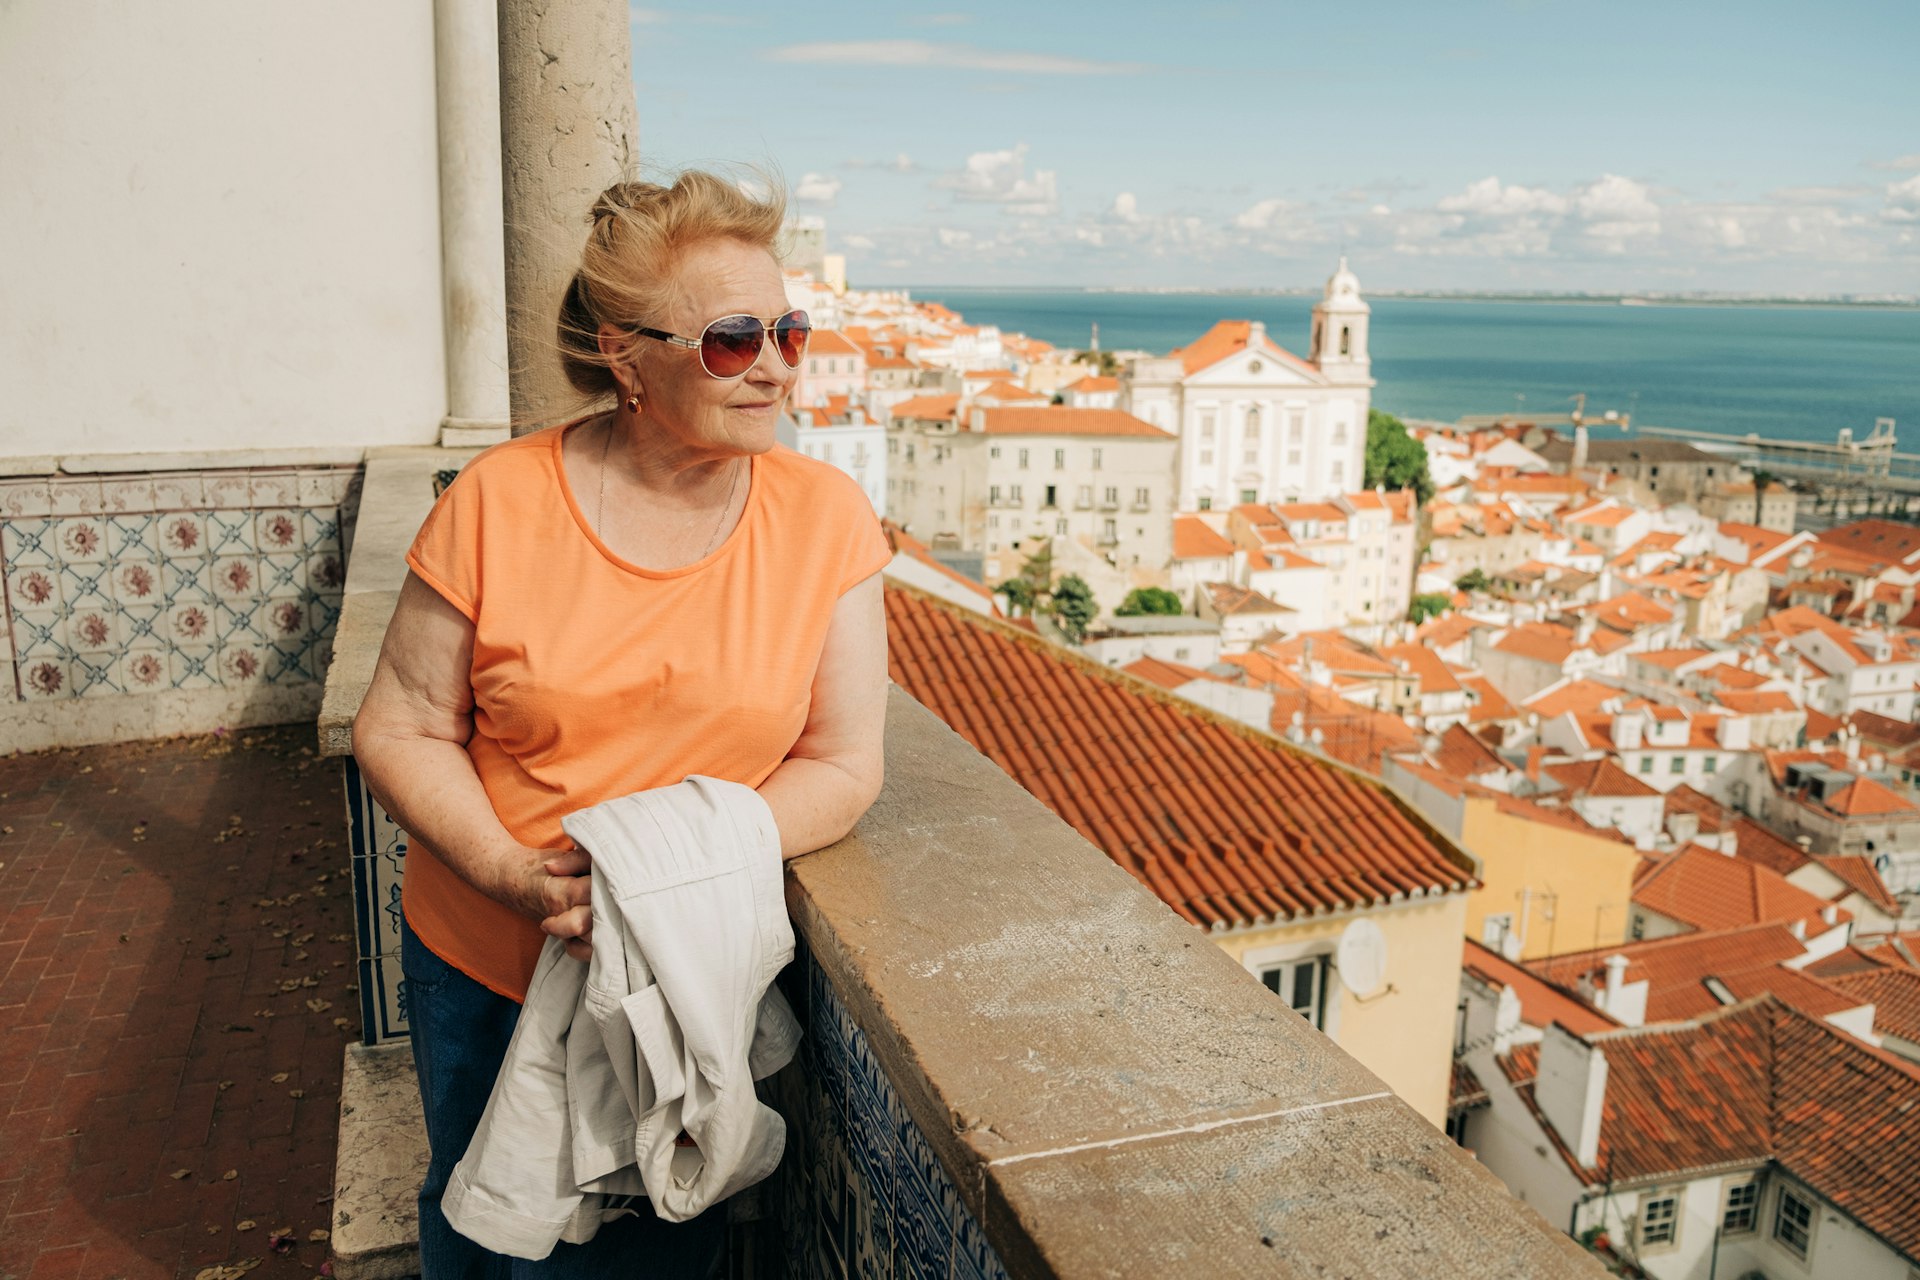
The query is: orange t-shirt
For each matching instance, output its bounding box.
[401,423,891,1000]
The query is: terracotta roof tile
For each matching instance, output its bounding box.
[977,407,1175,439]
[1543,757,1660,799]
[1166,320,1318,378]
[884,585,1477,929]
[1501,995,1920,1243]
[890,393,960,421]
[1531,923,1811,1024]
[1821,964,1920,1045]
[1819,855,1901,914]
[1632,845,1840,935]
[1172,516,1236,560]
[1462,939,1619,1036]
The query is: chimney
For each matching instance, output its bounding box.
[1572,422,1590,473]
[1821,904,1839,926]
[1603,953,1629,1008]
[1536,1023,1609,1170]
[1526,744,1547,781]
[1575,614,1597,647]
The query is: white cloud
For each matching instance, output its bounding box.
[794,172,843,205]
[1437,177,1567,217]
[1867,153,1920,172]
[1233,197,1297,231]
[842,233,876,250]
[1572,174,1661,250]
[765,40,1141,75]
[937,227,974,248]
[937,144,1059,216]
[1111,192,1141,223]
[1884,173,1920,222]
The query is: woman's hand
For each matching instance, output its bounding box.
[510,845,595,963]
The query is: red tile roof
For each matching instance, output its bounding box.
[806,328,865,357]
[1632,845,1841,935]
[1462,939,1619,1036]
[1121,656,1213,691]
[977,407,1174,438]
[1427,723,1509,781]
[1543,757,1660,799]
[1815,962,1920,1045]
[881,521,997,612]
[890,393,960,421]
[1530,923,1810,1024]
[1166,320,1319,378]
[1817,519,1920,566]
[1820,855,1901,914]
[883,584,1477,929]
[1825,775,1918,817]
[1172,516,1235,560]
[1500,996,1920,1259]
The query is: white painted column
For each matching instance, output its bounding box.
[497,0,638,435]
[435,0,511,447]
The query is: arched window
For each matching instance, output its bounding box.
[1245,406,1261,440]
[1339,326,1352,356]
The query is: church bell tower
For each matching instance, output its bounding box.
[1309,257,1372,386]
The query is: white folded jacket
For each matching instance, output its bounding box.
[442,775,802,1260]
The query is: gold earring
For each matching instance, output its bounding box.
[626,393,641,413]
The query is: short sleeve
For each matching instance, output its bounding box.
[833,482,892,596]
[406,474,482,622]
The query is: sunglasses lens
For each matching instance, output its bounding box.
[701,316,764,378]
[772,311,811,368]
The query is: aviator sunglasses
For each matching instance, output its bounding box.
[633,309,812,379]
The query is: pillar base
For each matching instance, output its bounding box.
[332,1041,429,1280]
[439,417,510,448]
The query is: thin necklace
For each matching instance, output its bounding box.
[597,417,743,560]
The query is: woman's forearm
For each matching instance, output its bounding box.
[757,754,882,861]
[353,723,544,916]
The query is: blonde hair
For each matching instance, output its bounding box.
[558,169,788,398]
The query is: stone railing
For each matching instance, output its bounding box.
[317,445,1602,1278]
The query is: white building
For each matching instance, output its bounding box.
[1123,260,1373,510]
[793,409,884,514]
[886,405,1178,586]
[795,328,866,407]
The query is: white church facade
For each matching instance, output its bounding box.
[1123,259,1374,511]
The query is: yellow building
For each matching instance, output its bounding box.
[884,584,1482,1129]
[1210,895,1470,1124]
[1385,756,1642,963]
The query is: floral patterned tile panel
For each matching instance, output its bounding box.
[0,467,359,701]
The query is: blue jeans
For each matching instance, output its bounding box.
[401,914,729,1279]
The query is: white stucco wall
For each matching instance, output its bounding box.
[1,4,447,460]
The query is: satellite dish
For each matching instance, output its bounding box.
[1336,919,1389,998]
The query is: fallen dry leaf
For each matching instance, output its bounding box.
[270,1072,289,1083]
[308,1228,330,1242]
[170,1168,191,1180]
[331,1017,351,1030]
[289,1089,305,1099]
[221,1169,237,1181]
[236,1219,256,1231]
[305,999,331,1014]
[218,1080,234,1091]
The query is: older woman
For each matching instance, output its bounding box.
[351,171,890,1278]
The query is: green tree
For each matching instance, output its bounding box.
[1363,409,1434,504]
[1408,593,1451,624]
[1078,350,1122,377]
[1115,586,1184,617]
[1052,575,1099,644]
[996,576,1037,615]
[1750,469,1778,526]
[1454,567,1489,593]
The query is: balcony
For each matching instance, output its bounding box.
[318,447,1600,1279]
[1096,496,1120,512]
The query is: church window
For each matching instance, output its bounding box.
[1198,496,1212,511]
[1339,326,1352,356]
[1199,410,1217,440]
[1245,407,1261,440]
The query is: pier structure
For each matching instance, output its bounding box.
[1636,418,1920,526]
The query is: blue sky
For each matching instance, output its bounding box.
[629,0,1920,294]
